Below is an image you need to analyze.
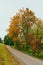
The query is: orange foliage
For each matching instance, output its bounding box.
[7,15,20,42]
[13,37,19,42]
[31,37,40,51]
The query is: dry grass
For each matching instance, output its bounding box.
[0,44,22,65]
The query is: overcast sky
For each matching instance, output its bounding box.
[0,0,43,39]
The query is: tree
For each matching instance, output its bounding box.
[19,8,37,50]
[0,38,2,43]
[7,15,20,41]
[7,8,41,51]
[35,19,42,37]
[4,35,14,46]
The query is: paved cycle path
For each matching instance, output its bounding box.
[6,45,43,65]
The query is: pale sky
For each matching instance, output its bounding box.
[0,0,43,39]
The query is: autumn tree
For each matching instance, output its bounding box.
[7,15,20,40]
[7,8,38,50]
[7,13,21,48]
[18,8,37,50]
[35,19,42,37]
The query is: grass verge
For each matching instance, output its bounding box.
[0,43,21,65]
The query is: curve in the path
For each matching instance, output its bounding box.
[6,45,43,65]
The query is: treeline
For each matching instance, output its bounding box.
[0,38,2,43]
[4,8,43,59]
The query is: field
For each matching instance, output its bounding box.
[0,44,21,65]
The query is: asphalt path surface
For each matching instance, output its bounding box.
[6,45,43,65]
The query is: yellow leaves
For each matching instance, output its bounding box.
[27,22,33,27]
[8,32,14,38]
[7,14,20,40]
[41,39,43,44]
[7,19,19,42]
[13,37,19,41]
[21,41,26,45]
[8,27,19,33]
[35,19,42,27]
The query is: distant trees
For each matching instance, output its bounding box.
[4,35,14,46]
[0,38,2,43]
